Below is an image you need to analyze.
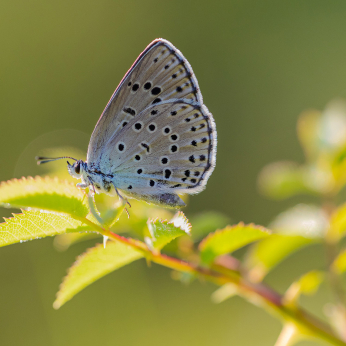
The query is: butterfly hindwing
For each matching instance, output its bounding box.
[97,101,216,199]
[87,39,203,165]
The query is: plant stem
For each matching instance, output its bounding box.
[79,216,346,346]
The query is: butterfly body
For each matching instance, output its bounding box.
[40,39,217,208]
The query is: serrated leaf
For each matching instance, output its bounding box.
[333,249,346,274]
[199,223,270,264]
[0,176,88,217]
[189,211,230,241]
[246,235,316,282]
[147,211,190,250]
[0,210,86,247]
[54,240,143,309]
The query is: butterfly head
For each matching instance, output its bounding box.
[67,160,85,179]
[36,156,86,180]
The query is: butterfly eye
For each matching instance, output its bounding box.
[75,162,81,174]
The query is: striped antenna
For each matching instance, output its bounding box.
[35,156,78,165]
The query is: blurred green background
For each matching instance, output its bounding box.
[1,1,346,345]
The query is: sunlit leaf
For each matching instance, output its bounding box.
[147,211,191,250]
[318,99,346,153]
[246,235,316,282]
[324,303,346,340]
[298,270,324,295]
[332,249,346,274]
[0,176,88,218]
[269,204,328,239]
[0,210,86,247]
[330,142,346,192]
[330,203,346,240]
[189,211,230,241]
[285,270,324,307]
[54,240,143,309]
[211,284,238,304]
[297,109,321,161]
[274,323,301,346]
[257,161,331,199]
[199,223,270,265]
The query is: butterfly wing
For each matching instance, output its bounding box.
[87,38,203,166]
[98,101,216,208]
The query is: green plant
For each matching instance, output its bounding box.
[3,100,346,345]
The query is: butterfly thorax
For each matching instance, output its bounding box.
[67,160,115,195]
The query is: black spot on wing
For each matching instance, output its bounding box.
[144,82,152,90]
[141,143,150,153]
[151,87,161,95]
[123,107,136,116]
[152,98,161,104]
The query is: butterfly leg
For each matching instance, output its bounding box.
[76,181,96,196]
[90,183,96,195]
[112,183,131,217]
[76,182,88,189]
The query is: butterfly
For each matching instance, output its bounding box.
[37,39,217,208]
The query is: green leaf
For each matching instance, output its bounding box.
[297,109,321,161]
[330,203,346,240]
[0,210,86,247]
[189,211,230,241]
[297,100,346,160]
[246,235,316,282]
[211,284,238,304]
[199,223,270,265]
[0,177,89,218]
[274,323,301,346]
[54,240,143,309]
[269,204,328,239]
[257,162,312,199]
[284,271,324,307]
[147,211,191,250]
[297,270,324,295]
[317,99,346,153]
[325,303,346,339]
[333,249,346,274]
[257,161,332,199]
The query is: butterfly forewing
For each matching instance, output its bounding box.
[87,39,203,165]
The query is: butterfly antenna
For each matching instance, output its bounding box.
[35,156,78,165]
